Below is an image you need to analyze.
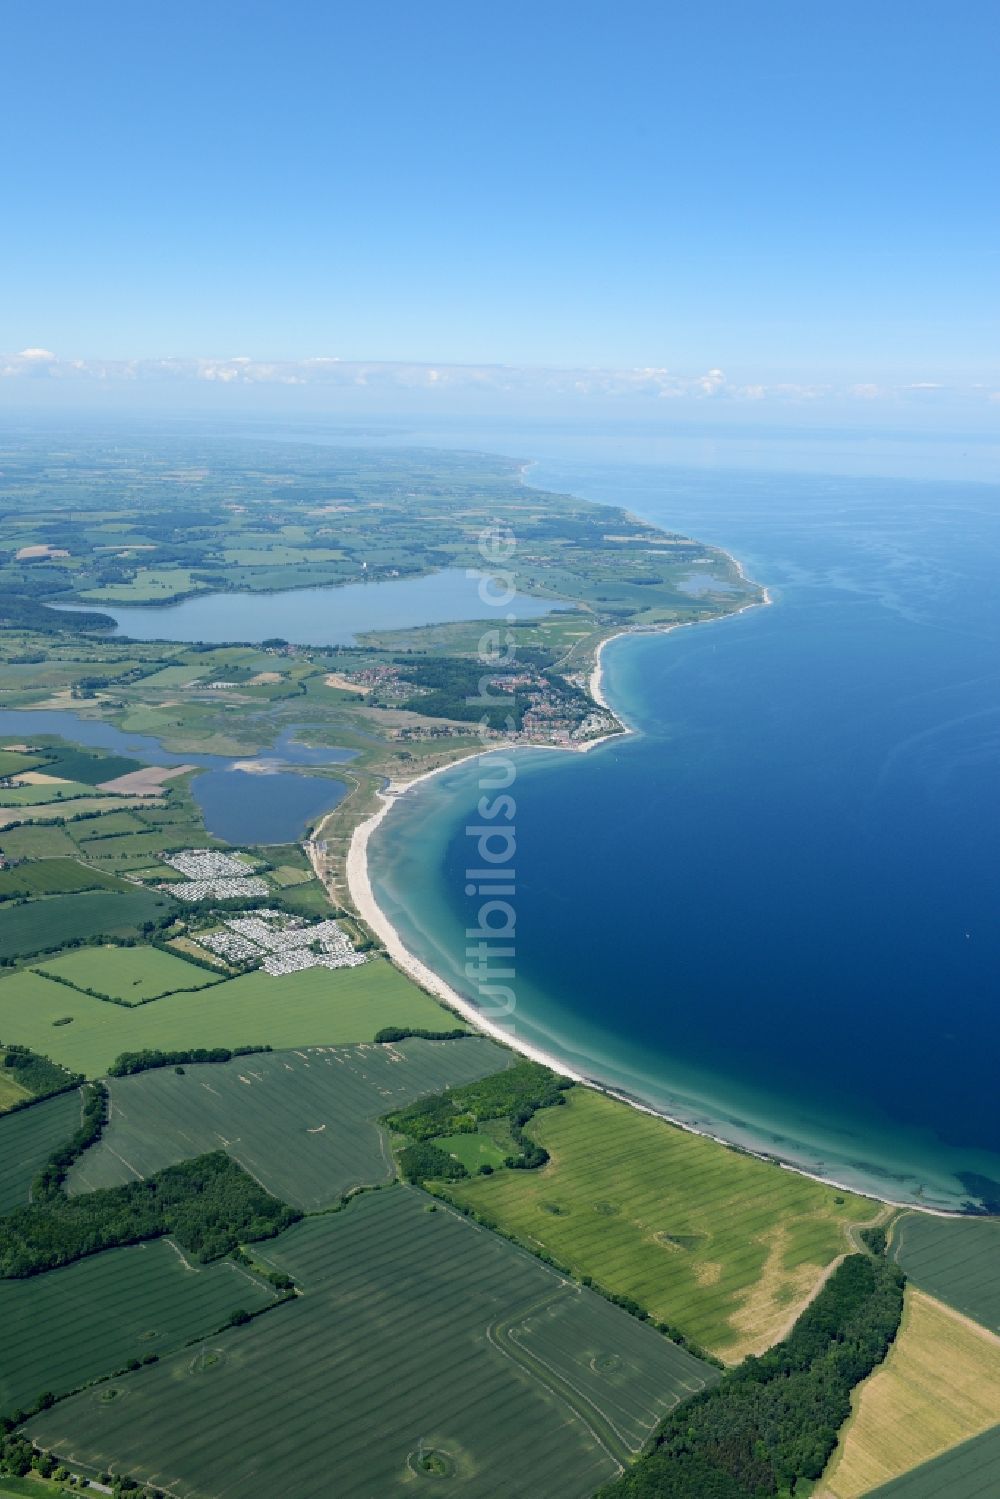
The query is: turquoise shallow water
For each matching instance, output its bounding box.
[369,462,1000,1211]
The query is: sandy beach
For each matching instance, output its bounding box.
[335,576,966,1214]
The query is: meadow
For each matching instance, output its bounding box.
[0,1238,275,1417]
[34,945,223,1004]
[0,825,78,861]
[0,960,452,1076]
[866,1425,1000,1498]
[0,1072,30,1111]
[443,1086,874,1361]
[27,1187,716,1495]
[0,1092,82,1214]
[0,859,125,900]
[0,889,174,961]
[819,1287,1000,1498]
[891,1211,1000,1333]
[69,1038,509,1208]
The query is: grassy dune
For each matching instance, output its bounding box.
[444,1086,873,1361]
[818,1287,1000,1498]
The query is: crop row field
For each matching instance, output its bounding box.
[866,1424,1000,1498]
[891,1210,1000,1334]
[0,960,452,1076]
[0,1238,276,1417]
[818,1287,1000,1498]
[0,888,175,963]
[69,1037,510,1209]
[0,858,127,901]
[0,824,81,861]
[442,1086,874,1362]
[34,944,223,1004]
[0,1091,82,1214]
[28,1186,717,1496]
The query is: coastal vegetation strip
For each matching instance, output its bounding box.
[817,1287,1000,1498]
[439,1086,873,1361]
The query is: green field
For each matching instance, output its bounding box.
[0,1092,82,1214]
[436,1129,510,1170]
[0,1238,276,1416]
[41,749,144,785]
[78,827,215,865]
[0,782,105,808]
[34,945,223,1004]
[891,1211,1000,1334]
[0,889,174,961]
[69,1038,510,1208]
[0,859,125,901]
[867,1424,1000,1497]
[0,1071,30,1111]
[0,960,453,1076]
[70,810,148,838]
[0,825,78,861]
[0,794,149,827]
[0,751,43,778]
[28,1187,717,1495]
[80,567,207,603]
[443,1087,873,1361]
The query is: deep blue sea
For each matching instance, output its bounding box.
[370,460,1000,1210]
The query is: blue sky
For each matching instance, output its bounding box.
[2,0,997,423]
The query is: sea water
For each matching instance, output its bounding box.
[369,461,1000,1211]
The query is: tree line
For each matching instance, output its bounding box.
[0,1151,300,1278]
[597,1253,906,1499]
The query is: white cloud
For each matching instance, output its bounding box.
[0,351,979,408]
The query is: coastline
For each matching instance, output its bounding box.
[339,571,973,1217]
[339,576,962,1210]
[343,740,962,1215]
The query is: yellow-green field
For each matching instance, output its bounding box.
[443,1087,873,1361]
[34,944,223,1003]
[0,959,449,1075]
[0,1070,31,1111]
[818,1287,1000,1498]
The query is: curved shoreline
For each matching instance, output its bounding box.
[343,568,965,1216]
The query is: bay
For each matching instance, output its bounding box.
[368,461,1000,1211]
